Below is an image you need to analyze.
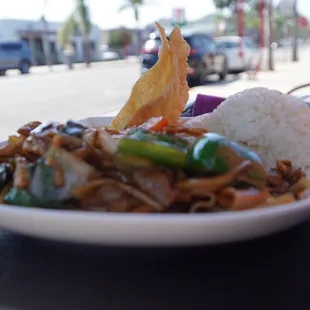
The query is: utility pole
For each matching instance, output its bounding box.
[41,0,53,70]
[135,6,141,57]
[237,0,244,61]
[268,0,274,70]
[258,0,265,71]
[292,0,299,62]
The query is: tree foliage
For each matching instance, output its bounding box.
[108,28,132,48]
[244,14,260,29]
[58,13,79,47]
[119,0,145,55]
[213,0,236,10]
[58,0,91,46]
[119,0,145,23]
[76,0,91,39]
[58,0,92,65]
[214,0,261,12]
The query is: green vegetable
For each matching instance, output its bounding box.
[189,133,266,188]
[29,147,96,202]
[114,154,154,173]
[117,129,189,168]
[28,158,58,202]
[189,133,261,172]
[4,187,42,207]
[129,129,188,148]
[10,146,95,208]
[189,134,229,174]
[4,186,68,209]
[118,138,187,169]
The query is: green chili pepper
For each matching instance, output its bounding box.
[129,129,188,148]
[117,138,188,169]
[189,133,229,174]
[188,133,266,188]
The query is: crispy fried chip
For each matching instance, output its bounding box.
[110,22,190,130]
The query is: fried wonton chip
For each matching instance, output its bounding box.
[110,22,190,130]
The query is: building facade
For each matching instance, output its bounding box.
[0,19,101,65]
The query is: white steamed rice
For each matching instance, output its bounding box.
[185,87,310,171]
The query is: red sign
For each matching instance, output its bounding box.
[172,8,185,23]
[299,16,308,28]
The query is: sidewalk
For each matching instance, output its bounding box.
[260,44,310,71]
[6,56,140,77]
[34,56,139,72]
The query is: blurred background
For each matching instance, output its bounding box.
[0,0,308,138]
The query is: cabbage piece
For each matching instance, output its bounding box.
[29,147,96,202]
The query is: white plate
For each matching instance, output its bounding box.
[0,116,309,247]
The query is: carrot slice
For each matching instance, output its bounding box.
[138,117,168,131]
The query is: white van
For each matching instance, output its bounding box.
[0,41,33,76]
[215,36,258,73]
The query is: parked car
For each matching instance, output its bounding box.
[101,50,123,61]
[0,41,32,76]
[141,30,228,86]
[215,36,258,74]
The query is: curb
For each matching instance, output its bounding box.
[30,57,140,72]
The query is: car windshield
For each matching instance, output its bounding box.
[216,41,239,48]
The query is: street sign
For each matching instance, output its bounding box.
[172,8,186,27]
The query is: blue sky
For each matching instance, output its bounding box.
[0,0,308,29]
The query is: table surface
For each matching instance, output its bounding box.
[0,220,310,310]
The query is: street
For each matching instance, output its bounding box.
[0,60,140,140]
[0,47,309,140]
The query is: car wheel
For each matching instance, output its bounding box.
[188,64,208,87]
[0,70,6,76]
[188,77,201,87]
[19,60,30,74]
[219,61,228,80]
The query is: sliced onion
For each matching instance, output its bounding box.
[98,129,119,154]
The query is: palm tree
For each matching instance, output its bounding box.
[119,0,144,27]
[58,14,77,48]
[58,0,92,67]
[41,0,53,70]
[119,0,145,55]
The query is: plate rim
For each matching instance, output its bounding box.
[0,195,309,223]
